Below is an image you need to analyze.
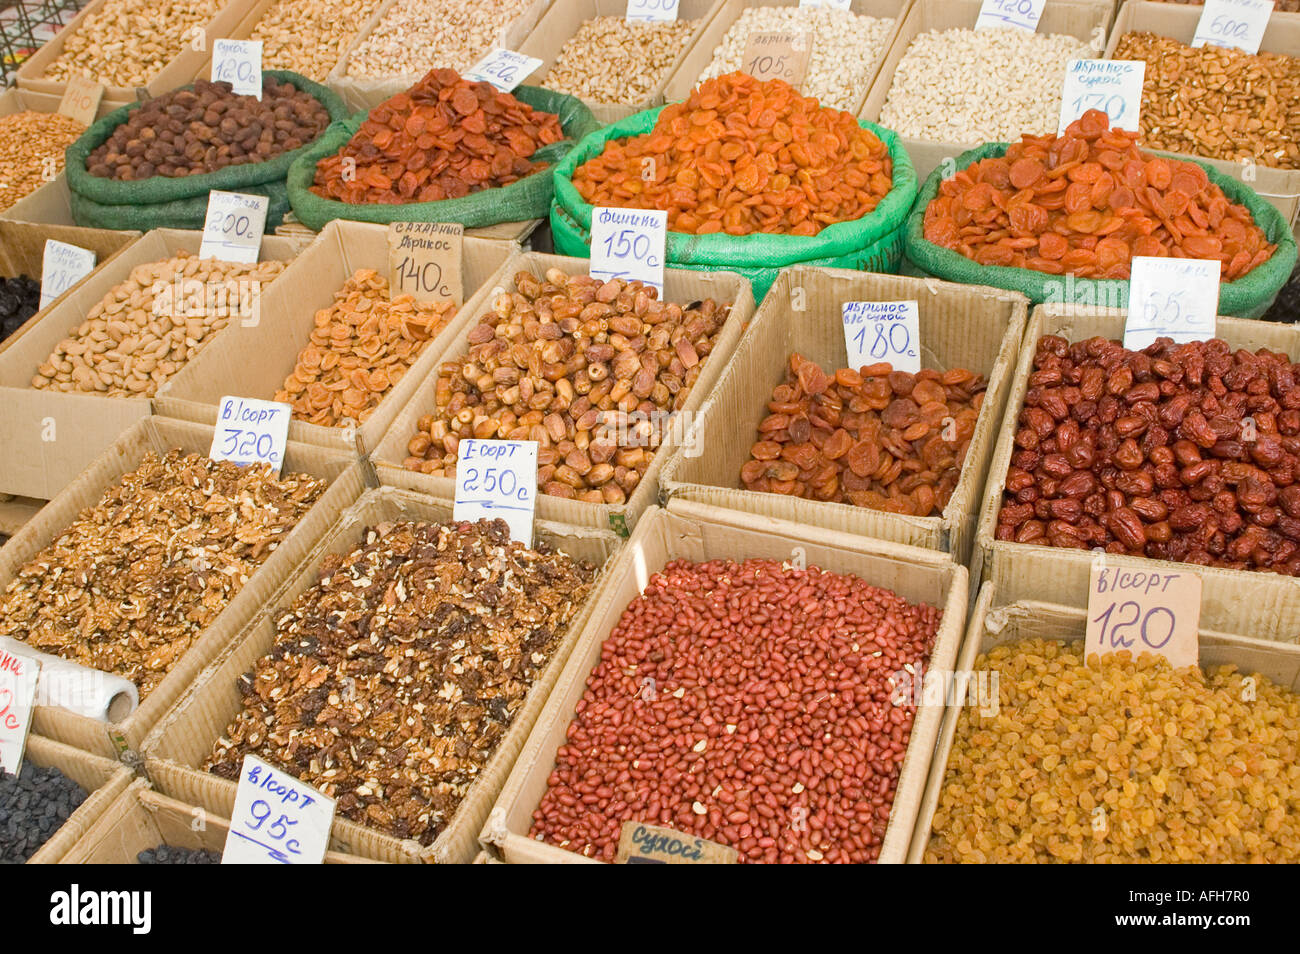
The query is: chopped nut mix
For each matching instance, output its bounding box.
[0,450,327,698]
[205,519,598,845]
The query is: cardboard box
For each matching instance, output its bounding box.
[327,0,556,113]
[371,252,756,535]
[0,415,365,759]
[908,580,1300,862]
[976,304,1300,640]
[15,0,256,104]
[142,484,625,863]
[1103,0,1300,231]
[273,212,543,246]
[152,220,516,454]
[859,0,1116,175]
[60,779,380,863]
[659,266,1028,566]
[20,735,134,864]
[480,500,969,864]
[515,0,728,124]
[661,0,911,115]
[0,220,140,357]
[0,496,46,537]
[0,228,308,500]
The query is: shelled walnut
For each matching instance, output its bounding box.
[205,519,598,846]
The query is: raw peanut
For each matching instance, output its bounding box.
[250,0,383,81]
[544,17,697,106]
[0,112,86,213]
[347,0,537,78]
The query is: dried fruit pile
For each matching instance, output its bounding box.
[138,845,221,863]
[0,275,41,343]
[206,520,598,846]
[925,639,1300,863]
[742,355,986,516]
[0,762,87,864]
[571,73,893,236]
[311,68,564,204]
[923,110,1276,280]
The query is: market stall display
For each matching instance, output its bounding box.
[0,110,85,213]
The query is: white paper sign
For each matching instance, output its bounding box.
[211,39,263,98]
[798,0,851,9]
[590,207,667,294]
[975,0,1046,32]
[210,396,292,475]
[199,190,268,263]
[39,240,96,310]
[1192,0,1275,54]
[1123,257,1221,351]
[463,48,543,92]
[842,301,921,374]
[223,755,335,865]
[626,0,679,22]
[0,648,41,776]
[454,439,538,548]
[1058,60,1146,135]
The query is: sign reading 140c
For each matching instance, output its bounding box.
[223,755,335,865]
[1085,563,1202,670]
[842,300,921,374]
[453,438,539,548]
[199,190,269,263]
[387,221,463,305]
[590,207,666,294]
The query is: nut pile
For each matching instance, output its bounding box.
[250,0,384,81]
[273,269,457,428]
[742,354,986,517]
[44,0,226,88]
[1112,32,1300,171]
[0,450,326,697]
[530,558,942,863]
[312,69,564,204]
[925,639,1300,863]
[206,519,598,846]
[32,251,286,398]
[86,79,331,180]
[879,28,1092,144]
[0,275,42,343]
[924,111,1277,280]
[697,6,894,112]
[543,17,696,106]
[999,335,1300,576]
[573,73,893,236]
[346,0,536,77]
[0,762,88,864]
[137,845,221,863]
[0,111,86,213]
[401,268,731,504]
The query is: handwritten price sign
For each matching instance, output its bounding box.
[1085,563,1201,670]
[798,0,851,9]
[626,0,679,23]
[1192,0,1275,54]
[1123,256,1220,351]
[39,240,97,311]
[842,300,921,374]
[387,221,463,305]
[740,32,811,89]
[223,755,335,864]
[463,48,543,92]
[211,39,263,98]
[590,207,666,294]
[454,439,538,547]
[199,190,269,263]
[0,648,41,775]
[1058,60,1145,135]
[210,397,291,475]
[975,0,1046,32]
[57,74,104,125]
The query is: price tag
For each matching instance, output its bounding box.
[626,0,679,23]
[616,822,739,864]
[842,301,921,374]
[1085,563,1201,670]
[387,222,463,305]
[463,48,543,93]
[0,648,40,776]
[210,396,291,475]
[1058,60,1145,135]
[199,190,269,263]
[740,32,812,89]
[1123,257,1220,351]
[211,39,263,98]
[454,439,539,547]
[57,74,104,125]
[1192,0,1275,55]
[223,755,335,865]
[975,0,1047,32]
[798,0,851,9]
[590,207,666,294]
[39,240,96,310]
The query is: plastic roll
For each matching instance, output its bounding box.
[0,637,139,723]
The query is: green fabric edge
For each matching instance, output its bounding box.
[64,70,350,207]
[285,84,601,232]
[550,105,919,269]
[902,141,1300,320]
[68,179,293,232]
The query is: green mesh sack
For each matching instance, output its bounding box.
[68,180,293,232]
[286,86,601,231]
[549,106,917,299]
[65,71,349,209]
[904,142,1299,320]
